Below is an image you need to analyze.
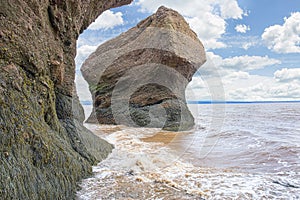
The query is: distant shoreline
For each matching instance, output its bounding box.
[80,100,300,105]
[188,100,300,104]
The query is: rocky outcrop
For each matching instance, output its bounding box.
[0,0,132,199]
[81,6,206,131]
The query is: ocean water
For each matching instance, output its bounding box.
[77,103,300,199]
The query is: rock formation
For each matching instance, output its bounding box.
[81,6,206,131]
[0,0,132,199]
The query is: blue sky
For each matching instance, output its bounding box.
[75,0,300,101]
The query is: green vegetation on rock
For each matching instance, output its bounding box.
[0,0,132,199]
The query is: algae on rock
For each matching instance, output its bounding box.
[0,0,132,199]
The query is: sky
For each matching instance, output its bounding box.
[75,0,300,101]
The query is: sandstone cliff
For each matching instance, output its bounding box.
[81,6,206,131]
[0,0,132,199]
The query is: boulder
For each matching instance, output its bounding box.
[81,6,206,131]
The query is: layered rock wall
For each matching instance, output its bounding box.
[0,0,132,199]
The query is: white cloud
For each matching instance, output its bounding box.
[262,12,300,53]
[186,15,226,49]
[75,45,98,69]
[223,35,260,50]
[274,68,300,82]
[227,78,300,100]
[88,10,124,30]
[242,42,254,50]
[235,24,250,33]
[135,0,246,49]
[185,52,297,101]
[204,52,281,71]
[226,71,250,79]
[215,0,244,19]
[268,82,300,98]
[76,45,98,58]
[75,74,92,102]
[221,55,281,71]
[187,72,300,101]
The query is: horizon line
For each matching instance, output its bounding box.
[187,100,300,104]
[80,100,300,105]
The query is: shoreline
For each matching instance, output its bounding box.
[78,102,300,199]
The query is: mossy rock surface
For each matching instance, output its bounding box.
[0,0,132,199]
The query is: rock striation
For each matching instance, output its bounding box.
[81,6,206,131]
[0,0,132,199]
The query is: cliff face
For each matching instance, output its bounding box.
[0,0,132,199]
[81,6,206,131]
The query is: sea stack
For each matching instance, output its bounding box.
[81,6,206,131]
